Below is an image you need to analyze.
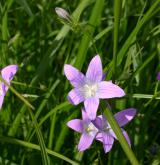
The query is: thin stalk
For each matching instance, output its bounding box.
[0,76,49,165]
[104,108,140,165]
[75,0,104,70]
[113,0,122,81]
[0,136,79,165]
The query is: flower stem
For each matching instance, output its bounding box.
[75,0,104,70]
[103,107,140,165]
[0,76,49,165]
[113,0,122,81]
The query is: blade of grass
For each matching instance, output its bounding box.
[0,76,49,165]
[0,136,79,165]
[75,0,105,69]
[113,0,122,80]
[15,0,33,16]
[103,107,140,165]
[105,0,160,75]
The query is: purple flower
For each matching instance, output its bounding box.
[64,55,125,120]
[157,72,160,80]
[67,109,99,151]
[95,108,136,153]
[0,65,18,109]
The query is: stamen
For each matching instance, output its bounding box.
[85,122,98,136]
[83,83,98,98]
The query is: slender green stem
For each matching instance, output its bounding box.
[113,0,122,80]
[75,0,104,70]
[0,76,49,165]
[0,136,79,165]
[104,108,140,165]
[0,76,35,110]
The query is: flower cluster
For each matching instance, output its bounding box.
[0,65,18,109]
[64,55,136,152]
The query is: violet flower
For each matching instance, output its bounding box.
[0,65,18,109]
[67,109,99,151]
[64,55,125,120]
[95,108,136,153]
[157,72,160,80]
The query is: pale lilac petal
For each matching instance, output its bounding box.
[114,108,137,127]
[122,129,131,147]
[84,97,99,120]
[78,133,95,151]
[96,132,103,142]
[1,65,18,82]
[97,81,125,98]
[82,108,90,122]
[67,119,83,133]
[68,89,85,105]
[102,133,114,153]
[64,64,85,87]
[86,55,103,83]
[93,116,103,129]
[0,95,4,110]
[1,65,18,92]
[109,129,131,147]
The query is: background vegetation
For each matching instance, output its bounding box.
[0,0,160,164]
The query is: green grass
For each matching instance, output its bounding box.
[0,0,160,164]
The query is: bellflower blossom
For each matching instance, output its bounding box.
[67,108,136,153]
[67,109,99,151]
[0,65,18,109]
[64,55,125,120]
[95,108,136,153]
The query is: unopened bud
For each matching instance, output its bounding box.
[55,7,71,21]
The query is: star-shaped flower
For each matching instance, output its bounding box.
[64,55,125,120]
[0,65,18,109]
[95,108,136,153]
[67,109,99,151]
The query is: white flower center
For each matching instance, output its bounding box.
[85,122,98,136]
[0,80,3,96]
[83,83,98,98]
[102,122,111,132]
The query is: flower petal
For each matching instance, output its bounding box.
[0,95,4,110]
[96,132,103,142]
[109,129,131,147]
[1,65,18,82]
[68,88,85,105]
[84,97,99,120]
[64,64,85,87]
[97,81,125,98]
[82,108,90,122]
[78,133,95,151]
[93,116,103,129]
[1,65,18,92]
[86,55,103,83]
[114,108,137,127]
[67,119,83,133]
[102,133,114,153]
[122,129,131,147]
